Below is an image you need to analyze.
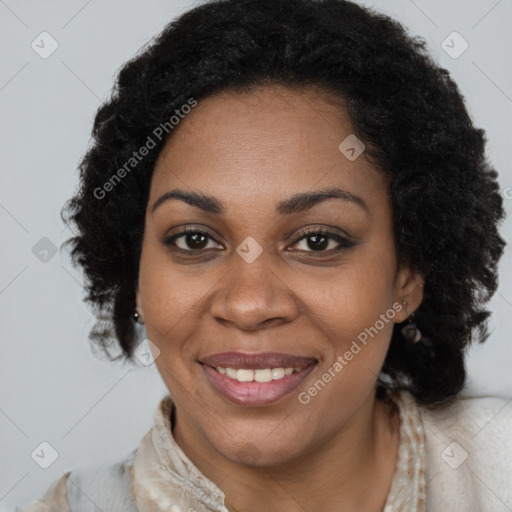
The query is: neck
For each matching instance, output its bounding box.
[173,390,400,512]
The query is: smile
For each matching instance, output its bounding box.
[200,352,317,407]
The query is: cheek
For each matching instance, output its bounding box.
[294,252,398,402]
[297,264,398,414]
[138,249,224,361]
[142,281,199,352]
[299,251,397,340]
[139,262,208,397]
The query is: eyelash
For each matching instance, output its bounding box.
[163,227,355,255]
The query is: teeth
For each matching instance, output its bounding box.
[271,368,284,380]
[216,367,301,382]
[236,369,254,382]
[254,369,272,382]
[226,367,237,379]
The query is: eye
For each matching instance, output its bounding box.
[163,227,222,252]
[163,227,355,255]
[290,228,355,253]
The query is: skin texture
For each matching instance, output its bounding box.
[136,85,424,511]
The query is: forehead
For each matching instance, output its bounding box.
[150,85,388,214]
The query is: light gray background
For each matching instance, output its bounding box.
[0,0,511,509]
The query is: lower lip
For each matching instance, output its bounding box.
[202,364,316,407]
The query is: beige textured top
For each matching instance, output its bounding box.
[17,389,512,511]
[17,390,426,512]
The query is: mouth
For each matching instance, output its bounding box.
[199,352,318,407]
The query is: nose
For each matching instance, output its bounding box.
[210,248,299,331]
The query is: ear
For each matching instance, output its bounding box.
[133,283,146,325]
[135,284,144,317]
[135,285,141,308]
[393,264,424,323]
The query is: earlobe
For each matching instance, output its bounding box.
[394,265,424,323]
[134,286,145,324]
[135,286,141,309]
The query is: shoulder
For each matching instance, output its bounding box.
[418,393,512,511]
[14,472,70,512]
[16,450,138,512]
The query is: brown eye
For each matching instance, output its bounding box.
[291,229,355,253]
[164,229,222,252]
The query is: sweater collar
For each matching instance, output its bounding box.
[131,394,228,512]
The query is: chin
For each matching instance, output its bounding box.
[208,422,311,468]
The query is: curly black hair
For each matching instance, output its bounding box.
[61,0,506,409]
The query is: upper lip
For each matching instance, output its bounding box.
[200,351,318,369]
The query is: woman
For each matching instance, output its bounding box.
[18,0,511,510]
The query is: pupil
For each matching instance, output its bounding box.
[188,233,207,249]
[308,234,328,251]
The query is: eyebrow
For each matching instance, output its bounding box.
[151,187,368,215]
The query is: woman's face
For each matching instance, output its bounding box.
[137,85,423,465]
